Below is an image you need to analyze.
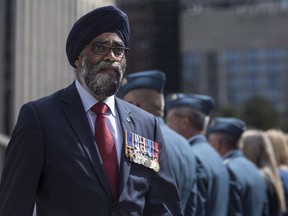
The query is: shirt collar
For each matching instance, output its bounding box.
[188,134,203,143]
[222,149,241,160]
[75,80,116,116]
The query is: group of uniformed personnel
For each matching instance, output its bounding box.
[118,69,288,216]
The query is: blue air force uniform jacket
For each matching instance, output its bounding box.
[157,117,197,215]
[189,134,229,216]
[223,150,267,216]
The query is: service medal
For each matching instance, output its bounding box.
[124,130,160,172]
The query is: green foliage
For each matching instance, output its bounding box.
[241,95,279,130]
[214,105,241,118]
[214,95,282,130]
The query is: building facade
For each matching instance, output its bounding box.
[118,0,181,93]
[181,4,288,119]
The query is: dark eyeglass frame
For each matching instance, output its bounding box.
[87,42,129,59]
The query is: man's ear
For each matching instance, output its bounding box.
[74,58,81,70]
[181,117,190,130]
[215,137,224,152]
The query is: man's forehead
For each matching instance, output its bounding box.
[91,33,124,44]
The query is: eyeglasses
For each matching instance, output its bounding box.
[87,43,129,59]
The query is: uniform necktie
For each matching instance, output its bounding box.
[92,102,119,200]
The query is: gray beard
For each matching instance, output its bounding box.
[80,59,126,98]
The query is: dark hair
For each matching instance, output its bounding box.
[173,107,206,131]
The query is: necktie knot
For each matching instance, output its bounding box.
[92,102,108,116]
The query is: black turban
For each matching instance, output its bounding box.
[66,5,130,68]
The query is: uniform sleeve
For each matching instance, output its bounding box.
[0,103,45,216]
[194,158,208,216]
[184,179,197,216]
[143,117,183,216]
[226,164,243,216]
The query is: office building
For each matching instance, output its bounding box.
[181,3,288,120]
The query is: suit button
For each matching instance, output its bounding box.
[111,202,119,210]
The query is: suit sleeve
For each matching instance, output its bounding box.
[0,103,45,216]
[143,117,183,216]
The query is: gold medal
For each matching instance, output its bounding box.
[142,157,152,168]
[150,159,160,172]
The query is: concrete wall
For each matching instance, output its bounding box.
[0,0,7,133]
[12,0,115,128]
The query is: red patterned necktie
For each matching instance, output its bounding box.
[92,102,119,200]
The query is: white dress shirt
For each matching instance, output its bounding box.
[75,80,123,166]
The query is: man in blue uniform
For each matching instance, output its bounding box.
[118,70,197,215]
[165,93,229,216]
[208,117,267,216]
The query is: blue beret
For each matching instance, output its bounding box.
[117,70,166,98]
[208,117,247,139]
[66,5,130,68]
[165,93,214,115]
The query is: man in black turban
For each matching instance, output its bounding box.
[66,5,130,68]
[0,5,183,216]
[66,5,130,101]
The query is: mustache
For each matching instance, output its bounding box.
[79,58,125,98]
[89,61,122,74]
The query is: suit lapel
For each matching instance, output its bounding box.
[115,98,136,196]
[60,83,112,198]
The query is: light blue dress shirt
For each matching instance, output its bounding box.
[75,80,123,166]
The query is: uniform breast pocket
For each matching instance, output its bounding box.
[126,163,151,197]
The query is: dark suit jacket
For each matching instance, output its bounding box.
[224,150,267,216]
[0,82,183,216]
[189,135,229,216]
